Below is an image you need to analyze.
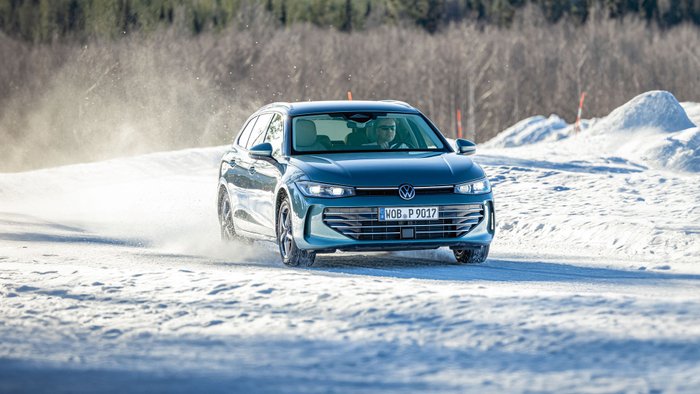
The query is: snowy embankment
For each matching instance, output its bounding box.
[484,91,699,172]
[483,91,700,269]
[1,90,699,392]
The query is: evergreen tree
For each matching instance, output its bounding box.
[1,0,700,42]
[641,0,659,21]
[340,0,352,31]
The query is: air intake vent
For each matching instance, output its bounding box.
[323,204,484,241]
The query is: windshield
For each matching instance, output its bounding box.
[291,112,448,154]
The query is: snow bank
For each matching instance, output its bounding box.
[587,91,699,172]
[642,127,700,172]
[590,91,695,134]
[485,91,699,172]
[681,102,700,126]
[482,115,573,148]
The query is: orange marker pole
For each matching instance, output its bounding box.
[575,91,586,133]
[347,90,353,100]
[456,109,463,139]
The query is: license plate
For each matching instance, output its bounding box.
[378,207,439,221]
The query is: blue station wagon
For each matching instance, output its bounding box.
[217,100,495,266]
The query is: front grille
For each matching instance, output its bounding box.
[354,186,453,197]
[323,204,484,241]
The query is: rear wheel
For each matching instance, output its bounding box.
[453,245,490,264]
[219,192,237,241]
[277,198,315,267]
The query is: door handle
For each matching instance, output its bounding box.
[228,159,237,166]
[248,166,256,175]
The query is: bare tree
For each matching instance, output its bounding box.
[1,9,699,171]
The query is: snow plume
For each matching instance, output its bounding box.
[0,32,258,173]
[0,145,273,262]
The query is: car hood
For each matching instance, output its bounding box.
[289,151,485,187]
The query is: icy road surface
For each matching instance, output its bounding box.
[1,143,699,393]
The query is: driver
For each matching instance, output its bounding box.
[375,118,407,149]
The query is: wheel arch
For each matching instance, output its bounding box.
[274,187,289,229]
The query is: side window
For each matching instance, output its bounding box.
[264,113,284,158]
[246,113,274,149]
[236,117,257,147]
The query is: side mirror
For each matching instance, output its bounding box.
[455,139,476,156]
[249,142,273,159]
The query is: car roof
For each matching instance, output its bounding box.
[257,100,421,116]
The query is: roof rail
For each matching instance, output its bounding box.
[259,102,292,111]
[379,100,413,108]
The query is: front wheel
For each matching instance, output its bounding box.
[277,198,315,267]
[219,192,237,241]
[453,245,490,264]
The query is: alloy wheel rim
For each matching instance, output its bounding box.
[220,199,234,239]
[278,205,293,259]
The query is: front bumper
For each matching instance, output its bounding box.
[288,185,495,253]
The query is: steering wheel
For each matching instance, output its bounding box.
[391,141,414,149]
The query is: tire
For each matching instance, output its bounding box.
[453,245,490,264]
[219,191,237,242]
[277,198,315,267]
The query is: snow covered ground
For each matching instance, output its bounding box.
[1,91,699,392]
[484,91,700,269]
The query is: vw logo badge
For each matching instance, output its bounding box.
[398,184,416,200]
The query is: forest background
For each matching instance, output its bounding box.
[1,0,699,171]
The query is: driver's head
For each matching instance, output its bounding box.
[375,118,396,144]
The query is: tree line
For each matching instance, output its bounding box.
[2,0,700,42]
[1,7,698,171]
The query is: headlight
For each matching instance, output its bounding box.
[455,178,491,194]
[296,181,355,198]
